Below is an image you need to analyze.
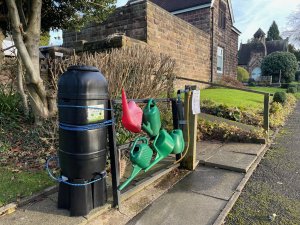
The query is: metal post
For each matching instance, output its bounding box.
[171,99,182,161]
[263,93,270,135]
[181,86,198,170]
[107,100,120,208]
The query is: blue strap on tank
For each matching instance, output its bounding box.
[57,105,114,131]
[59,119,114,131]
[58,105,113,110]
[46,156,107,187]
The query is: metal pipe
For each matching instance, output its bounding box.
[211,7,215,83]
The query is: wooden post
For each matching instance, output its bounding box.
[263,93,270,135]
[181,88,198,170]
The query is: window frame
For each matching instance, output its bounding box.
[217,47,224,74]
[218,1,226,29]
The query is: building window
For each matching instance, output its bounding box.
[218,1,226,29]
[217,47,224,74]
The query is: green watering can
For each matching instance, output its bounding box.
[142,99,161,137]
[144,129,175,172]
[118,137,153,191]
[170,129,185,154]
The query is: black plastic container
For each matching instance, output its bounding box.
[57,65,108,216]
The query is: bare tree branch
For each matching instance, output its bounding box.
[27,0,41,34]
[5,0,38,83]
[16,0,28,29]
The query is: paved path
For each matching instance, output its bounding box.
[0,141,266,225]
[226,102,300,224]
[127,142,266,225]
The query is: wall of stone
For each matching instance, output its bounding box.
[175,8,211,34]
[211,0,239,80]
[63,0,212,83]
[146,1,211,82]
[63,3,147,48]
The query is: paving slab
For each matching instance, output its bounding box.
[219,143,265,156]
[172,166,244,201]
[197,141,223,163]
[0,197,86,225]
[127,191,227,225]
[204,151,257,173]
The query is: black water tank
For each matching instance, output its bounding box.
[57,65,108,180]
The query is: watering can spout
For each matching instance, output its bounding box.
[121,88,143,133]
[119,165,142,191]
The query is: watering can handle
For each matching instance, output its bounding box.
[146,99,156,111]
[130,137,149,154]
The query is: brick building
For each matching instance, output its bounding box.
[63,0,240,82]
[238,28,289,81]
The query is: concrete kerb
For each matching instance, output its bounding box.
[0,185,58,218]
[0,129,279,223]
[0,164,186,222]
[213,128,280,225]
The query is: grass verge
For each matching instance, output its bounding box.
[226,181,300,225]
[0,167,54,207]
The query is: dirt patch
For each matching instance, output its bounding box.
[154,168,186,190]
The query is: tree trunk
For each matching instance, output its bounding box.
[17,56,29,116]
[0,29,4,65]
[6,0,50,122]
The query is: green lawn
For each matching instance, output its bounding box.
[0,167,54,207]
[201,88,265,111]
[201,86,291,111]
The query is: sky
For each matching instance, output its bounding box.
[50,0,299,46]
[231,0,299,45]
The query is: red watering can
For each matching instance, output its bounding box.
[121,88,143,133]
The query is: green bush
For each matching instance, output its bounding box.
[0,86,23,119]
[197,119,265,143]
[273,91,287,104]
[261,52,298,83]
[237,66,250,82]
[201,100,262,127]
[270,94,297,128]
[248,78,256,87]
[281,83,289,89]
[288,83,300,92]
[287,87,297,93]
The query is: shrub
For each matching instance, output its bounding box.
[273,91,287,104]
[0,86,23,119]
[48,45,176,99]
[237,67,250,82]
[218,75,244,88]
[261,52,298,83]
[197,119,265,143]
[201,100,262,127]
[287,87,297,93]
[280,83,289,89]
[288,83,300,92]
[248,78,256,87]
[270,94,297,128]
